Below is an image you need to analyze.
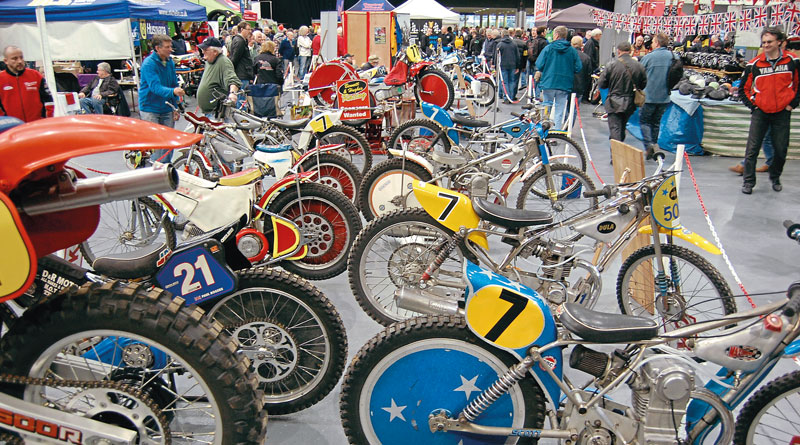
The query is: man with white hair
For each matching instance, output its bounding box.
[251,31,266,59]
[197,37,242,116]
[78,62,120,114]
[584,28,602,72]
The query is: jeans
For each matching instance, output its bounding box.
[80,97,104,114]
[140,110,175,163]
[500,69,516,100]
[542,89,570,129]
[640,102,670,150]
[743,108,790,186]
[739,126,774,166]
[298,55,311,81]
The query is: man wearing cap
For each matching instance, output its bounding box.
[78,62,120,114]
[360,55,380,71]
[342,53,355,66]
[599,41,646,146]
[197,37,242,116]
[139,34,184,128]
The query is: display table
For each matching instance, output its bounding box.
[658,91,800,159]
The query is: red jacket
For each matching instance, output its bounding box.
[312,34,321,56]
[740,50,800,114]
[0,68,49,122]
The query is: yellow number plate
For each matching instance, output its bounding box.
[309,114,335,134]
[0,193,35,302]
[467,285,545,350]
[651,176,681,230]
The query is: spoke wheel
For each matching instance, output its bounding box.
[735,370,800,445]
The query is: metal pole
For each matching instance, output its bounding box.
[36,7,65,117]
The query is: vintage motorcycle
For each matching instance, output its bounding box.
[340,220,800,445]
[0,115,266,444]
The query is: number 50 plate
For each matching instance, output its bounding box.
[651,176,681,230]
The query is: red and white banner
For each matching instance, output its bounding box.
[534,0,552,24]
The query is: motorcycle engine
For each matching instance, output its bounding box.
[629,354,696,445]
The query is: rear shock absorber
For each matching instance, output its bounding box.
[420,230,466,282]
[460,355,535,422]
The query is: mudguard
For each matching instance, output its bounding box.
[297,110,344,149]
[412,181,488,249]
[386,148,435,175]
[420,102,459,144]
[637,225,721,255]
[256,170,318,214]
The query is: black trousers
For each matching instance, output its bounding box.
[743,108,791,186]
[608,109,634,143]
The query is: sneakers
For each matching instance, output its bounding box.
[773,181,782,192]
[729,164,744,175]
[599,113,608,121]
[742,184,753,194]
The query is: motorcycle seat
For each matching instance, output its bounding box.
[0,116,23,134]
[268,117,310,130]
[559,303,659,343]
[90,242,168,279]
[473,198,553,229]
[452,114,490,128]
[219,167,263,186]
[255,143,293,153]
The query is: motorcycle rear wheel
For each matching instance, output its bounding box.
[0,281,266,445]
[340,315,545,444]
[414,68,455,110]
[300,152,362,203]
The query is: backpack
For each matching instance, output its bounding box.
[667,51,684,90]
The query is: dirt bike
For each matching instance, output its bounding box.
[0,115,266,444]
[439,50,497,106]
[359,108,593,222]
[340,223,800,444]
[348,152,734,329]
[173,53,204,97]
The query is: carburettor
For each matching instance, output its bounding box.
[628,354,696,444]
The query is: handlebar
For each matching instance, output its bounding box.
[783,282,800,317]
[584,184,619,199]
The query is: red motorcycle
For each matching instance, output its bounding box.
[0,115,266,444]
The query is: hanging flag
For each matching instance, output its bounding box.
[784,1,800,24]
[677,0,685,15]
[738,9,753,31]
[709,13,723,34]
[614,13,624,30]
[693,0,700,15]
[752,5,768,27]
[697,14,711,34]
[723,11,738,32]
[772,3,786,25]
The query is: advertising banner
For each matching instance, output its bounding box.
[336,79,370,120]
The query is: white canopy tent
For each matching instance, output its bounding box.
[394,0,459,25]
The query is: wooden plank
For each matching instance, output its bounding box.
[610,139,655,314]
[453,65,475,117]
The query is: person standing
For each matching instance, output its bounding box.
[296,26,313,80]
[483,29,500,69]
[740,27,800,194]
[196,37,242,117]
[78,62,120,114]
[639,33,675,160]
[528,26,548,97]
[469,29,483,58]
[496,29,519,103]
[571,36,592,105]
[0,46,52,122]
[584,28,602,72]
[534,26,582,129]
[599,41,646,145]
[513,29,528,93]
[230,21,254,88]
[252,40,283,118]
[139,34,184,127]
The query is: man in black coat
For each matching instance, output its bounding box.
[496,29,520,102]
[571,36,592,103]
[230,21,254,87]
[599,41,646,144]
[583,28,602,72]
[483,29,500,68]
[513,29,528,94]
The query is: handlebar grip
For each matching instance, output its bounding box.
[783,282,800,317]
[521,104,534,110]
[583,188,608,198]
[785,220,795,229]
[653,151,666,162]
[511,112,522,118]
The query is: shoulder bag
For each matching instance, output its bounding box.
[619,57,646,107]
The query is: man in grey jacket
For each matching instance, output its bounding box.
[639,33,675,160]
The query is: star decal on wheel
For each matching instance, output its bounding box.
[382,398,407,422]
[453,375,481,400]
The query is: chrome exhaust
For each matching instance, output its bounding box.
[21,163,178,216]
[395,287,463,316]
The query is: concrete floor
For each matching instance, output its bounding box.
[75,96,800,444]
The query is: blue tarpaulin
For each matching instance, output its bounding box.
[657,103,704,155]
[0,0,207,23]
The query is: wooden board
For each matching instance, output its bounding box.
[610,139,655,314]
[344,12,393,72]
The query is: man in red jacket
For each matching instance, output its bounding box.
[740,27,800,194]
[0,46,52,122]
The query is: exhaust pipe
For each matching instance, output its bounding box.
[21,163,178,216]
[395,287,463,316]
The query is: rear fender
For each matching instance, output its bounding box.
[412,181,488,249]
[295,144,346,165]
[387,149,435,175]
[637,225,721,255]
[257,170,318,215]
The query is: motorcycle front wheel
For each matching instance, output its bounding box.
[340,315,546,445]
[734,369,800,444]
[204,267,347,414]
[269,182,362,280]
[414,68,455,110]
[358,157,433,222]
[300,152,362,203]
[0,281,266,445]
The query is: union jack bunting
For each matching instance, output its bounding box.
[793,19,800,36]
[723,11,738,32]
[614,13,624,30]
[752,6,768,27]
[634,15,645,33]
[737,9,752,31]
[681,16,696,36]
[664,16,678,35]
[709,13,723,34]
[772,3,786,26]
[623,15,635,32]
[697,14,711,34]
[784,1,800,24]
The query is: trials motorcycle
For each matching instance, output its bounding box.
[0,115,266,444]
[340,219,800,445]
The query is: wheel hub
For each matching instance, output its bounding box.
[293,213,333,257]
[317,174,344,193]
[656,292,687,318]
[387,242,431,286]
[231,319,298,384]
[66,387,166,445]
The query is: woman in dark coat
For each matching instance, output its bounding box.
[252,40,283,117]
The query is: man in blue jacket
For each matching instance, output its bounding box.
[639,33,675,160]
[497,29,520,103]
[139,34,185,163]
[534,26,582,129]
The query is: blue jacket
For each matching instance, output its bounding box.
[535,39,582,92]
[279,38,294,61]
[138,52,179,114]
[640,47,676,103]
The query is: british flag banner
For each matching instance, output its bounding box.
[709,12,723,34]
[772,3,786,26]
[722,11,738,33]
[737,8,752,31]
[664,16,678,35]
[680,16,696,38]
[613,13,624,30]
[697,14,711,34]
[793,19,800,36]
[751,5,768,28]
[783,1,800,24]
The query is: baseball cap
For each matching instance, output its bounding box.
[199,37,223,50]
[368,54,379,62]
[343,53,354,58]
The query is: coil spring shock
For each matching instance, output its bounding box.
[420,231,466,282]
[655,270,669,295]
[668,257,681,287]
[460,356,535,422]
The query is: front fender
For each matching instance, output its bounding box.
[637,225,721,255]
[387,148,435,174]
[298,111,344,148]
[412,181,488,249]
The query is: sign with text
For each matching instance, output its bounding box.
[336,79,370,120]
